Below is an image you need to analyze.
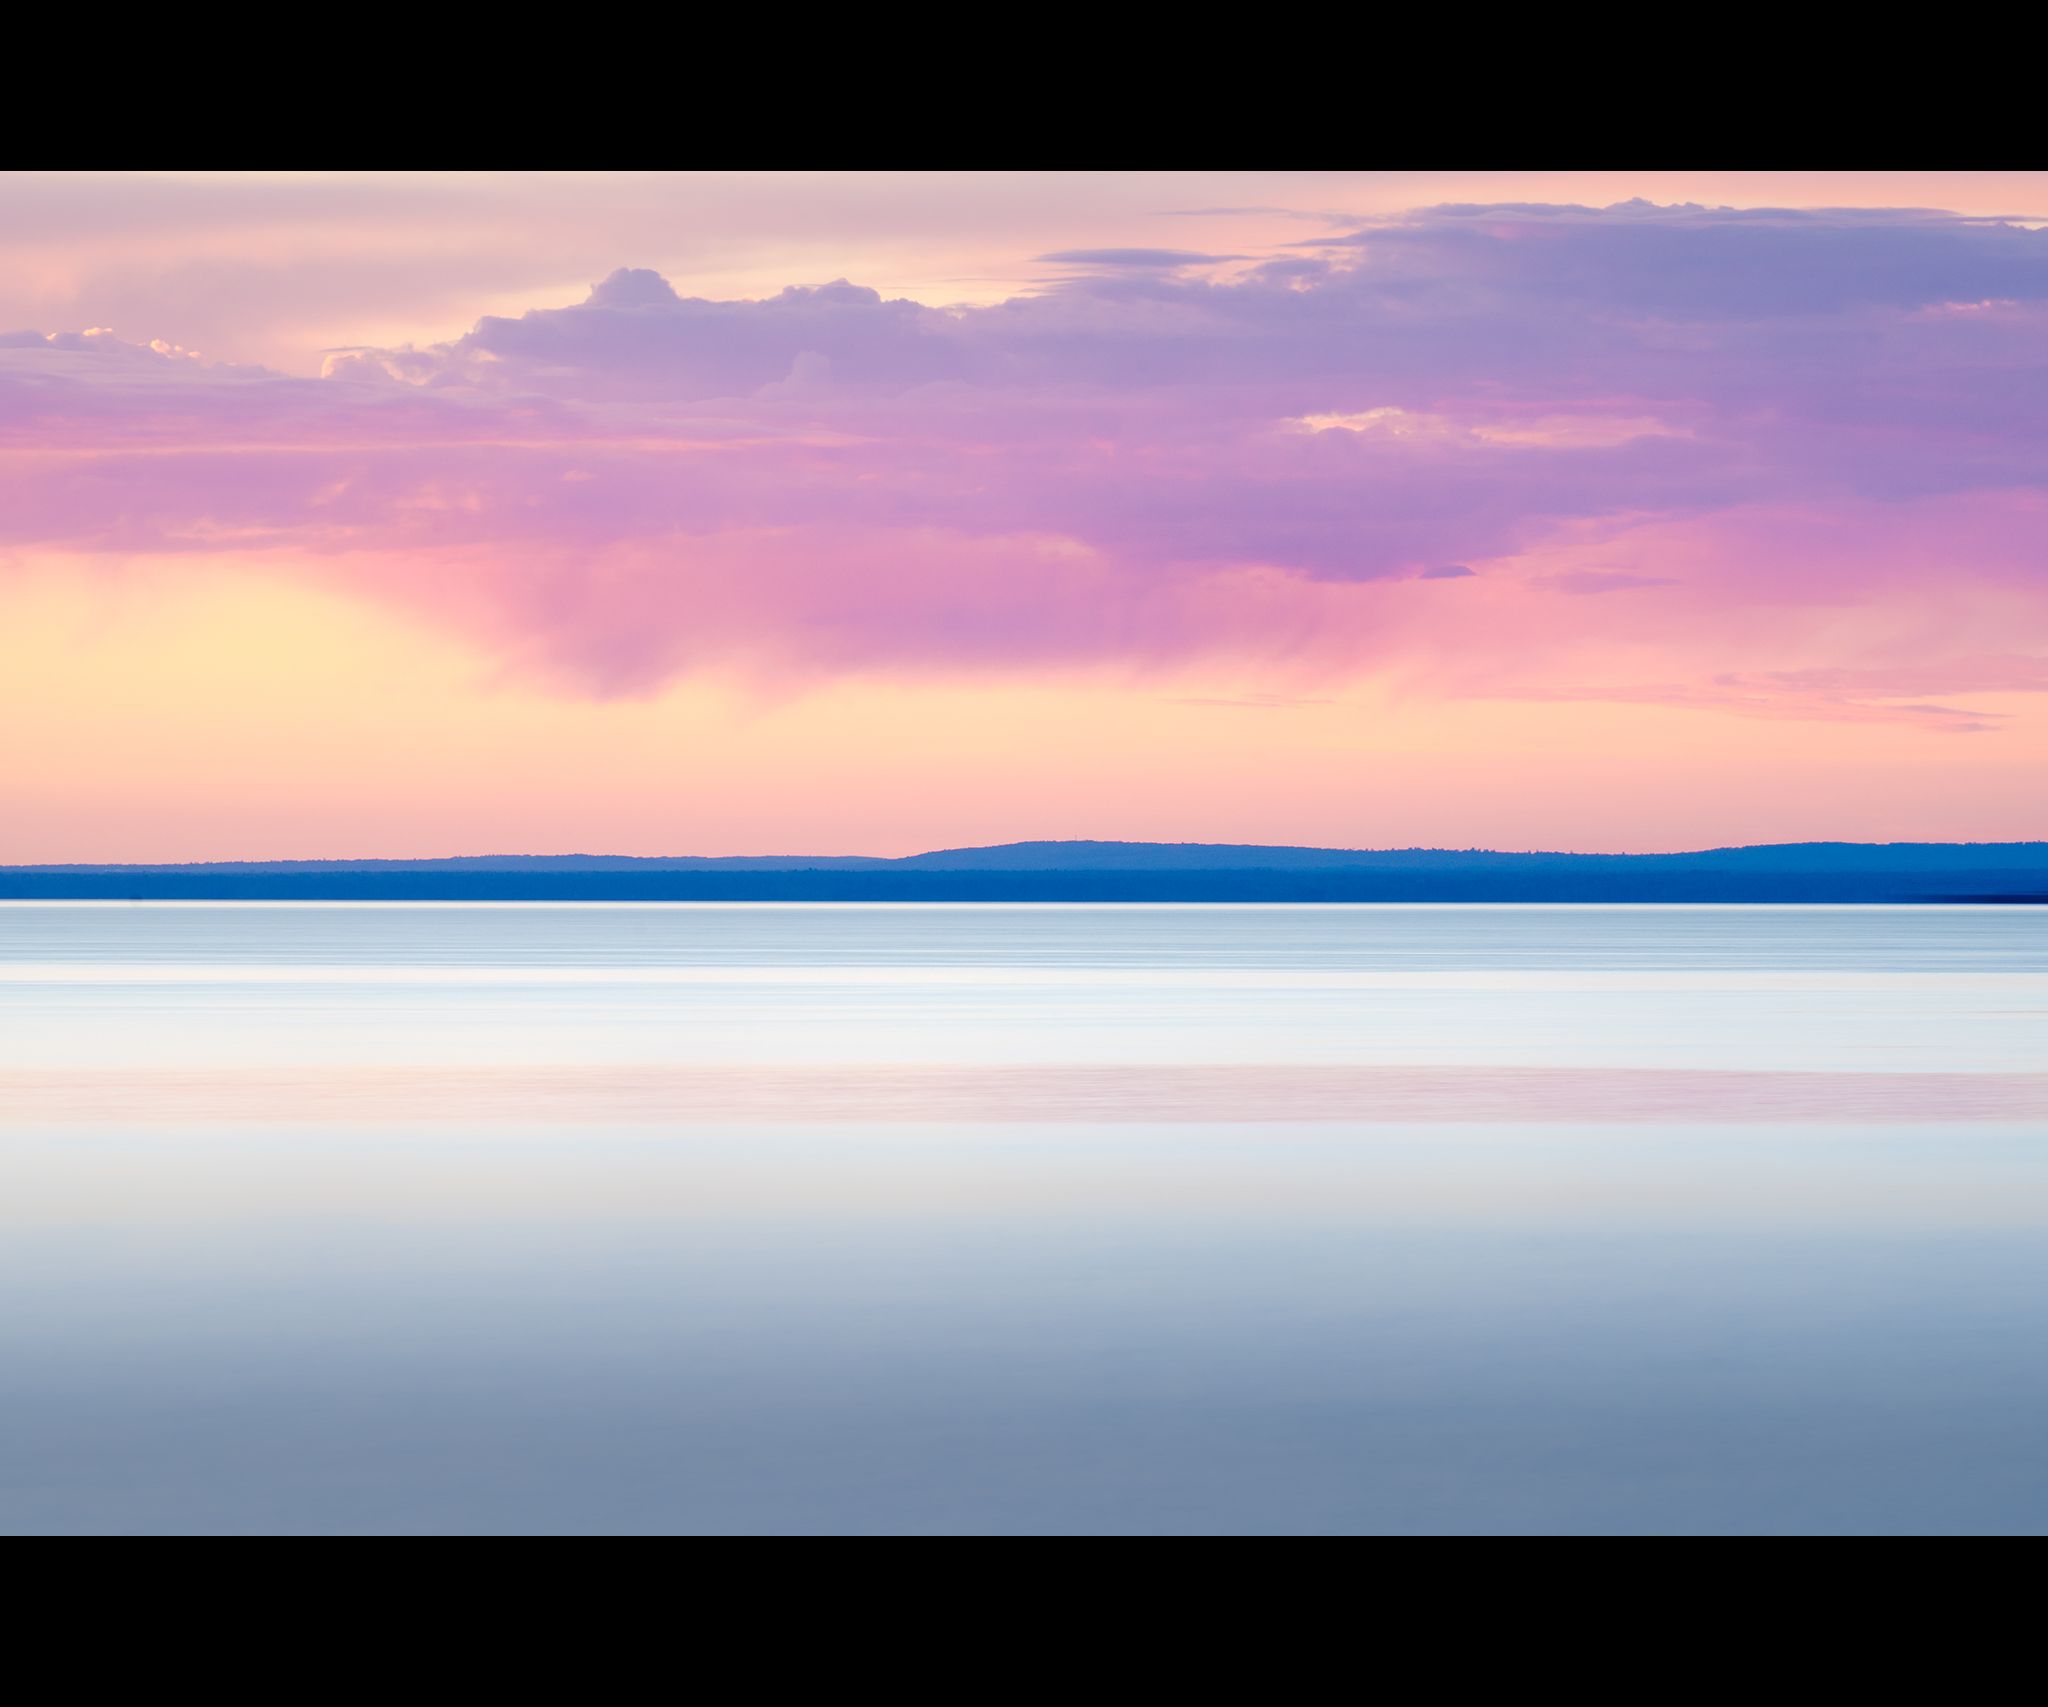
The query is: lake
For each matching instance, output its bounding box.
[3,902,2046,1534]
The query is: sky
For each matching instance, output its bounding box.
[4,170,2046,860]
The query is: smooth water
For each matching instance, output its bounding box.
[3,903,2046,1534]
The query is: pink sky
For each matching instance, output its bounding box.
[4,171,2046,859]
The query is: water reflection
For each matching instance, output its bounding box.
[3,904,2045,1534]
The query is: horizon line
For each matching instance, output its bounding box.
[10,836,2048,872]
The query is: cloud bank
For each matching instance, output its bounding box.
[4,201,2045,721]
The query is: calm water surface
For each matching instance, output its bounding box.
[3,903,2046,1534]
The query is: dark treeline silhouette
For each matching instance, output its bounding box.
[6,841,2046,901]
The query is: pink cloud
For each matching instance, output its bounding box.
[3,202,2046,722]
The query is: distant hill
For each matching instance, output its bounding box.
[902,840,2048,873]
[3,841,2045,901]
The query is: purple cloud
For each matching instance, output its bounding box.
[3,203,2046,705]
